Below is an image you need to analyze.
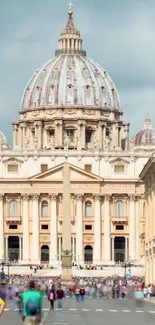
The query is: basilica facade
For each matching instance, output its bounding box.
[0,8,153,266]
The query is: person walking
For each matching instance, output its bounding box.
[0,297,5,317]
[56,286,64,310]
[48,286,56,310]
[19,280,43,325]
[79,287,85,302]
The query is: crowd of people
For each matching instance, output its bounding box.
[0,274,154,323]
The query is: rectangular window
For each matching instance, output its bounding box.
[66,130,74,142]
[84,165,92,173]
[7,164,18,173]
[116,225,124,230]
[85,130,92,143]
[9,224,18,229]
[49,130,54,137]
[114,165,125,173]
[41,164,48,173]
[85,225,92,230]
[41,224,48,230]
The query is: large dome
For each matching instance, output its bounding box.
[20,9,121,112]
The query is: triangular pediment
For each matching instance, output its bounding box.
[29,163,103,182]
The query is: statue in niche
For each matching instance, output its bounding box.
[129,137,135,150]
[49,135,55,149]
[24,137,29,149]
[64,132,70,153]
[77,137,82,151]
[33,136,39,149]
[104,136,111,150]
[93,136,99,149]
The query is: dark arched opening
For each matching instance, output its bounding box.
[41,245,49,262]
[84,245,93,263]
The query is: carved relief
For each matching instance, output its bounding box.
[102,111,110,117]
[84,110,95,116]
[46,110,56,115]
[31,194,39,201]
[64,109,76,115]
[40,236,49,242]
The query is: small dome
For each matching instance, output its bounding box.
[20,9,121,112]
[135,115,155,145]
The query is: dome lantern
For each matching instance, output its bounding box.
[55,4,86,57]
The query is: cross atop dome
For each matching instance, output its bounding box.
[68,2,73,11]
[55,5,86,57]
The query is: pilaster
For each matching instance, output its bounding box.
[104,195,111,262]
[76,194,83,264]
[93,194,101,264]
[21,194,30,263]
[31,194,40,264]
[49,195,58,265]
[129,195,136,261]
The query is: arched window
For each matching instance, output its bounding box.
[41,200,48,217]
[85,201,92,217]
[9,200,17,217]
[115,200,123,217]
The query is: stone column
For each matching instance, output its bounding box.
[5,237,8,260]
[58,121,63,146]
[31,194,40,263]
[22,195,30,263]
[0,195,4,260]
[49,195,58,265]
[112,237,115,261]
[129,195,136,261]
[54,122,58,147]
[104,195,111,262]
[76,195,83,264]
[94,195,101,263]
[125,237,128,260]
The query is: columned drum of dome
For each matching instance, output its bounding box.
[20,9,121,112]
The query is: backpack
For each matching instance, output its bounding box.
[50,292,54,300]
[25,299,37,315]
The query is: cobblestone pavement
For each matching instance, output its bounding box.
[1,297,155,325]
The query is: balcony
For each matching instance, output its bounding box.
[111,216,128,224]
[5,215,21,224]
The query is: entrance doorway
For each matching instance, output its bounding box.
[8,236,19,261]
[84,245,93,263]
[114,237,125,262]
[41,245,49,262]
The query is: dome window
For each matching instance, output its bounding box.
[85,85,90,89]
[68,84,73,89]
[36,86,40,90]
[50,85,55,89]
[27,87,30,91]
[100,86,105,91]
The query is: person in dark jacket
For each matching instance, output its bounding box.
[79,287,85,302]
[48,286,56,310]
[56,286,64,309]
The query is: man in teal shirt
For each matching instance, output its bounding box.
[20,280,42,325]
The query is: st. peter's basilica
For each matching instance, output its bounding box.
[0,7,153,266]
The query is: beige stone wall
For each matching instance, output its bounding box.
[0,163,144,265]
[139,156,155,284]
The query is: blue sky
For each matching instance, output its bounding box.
[0,0,155,144]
